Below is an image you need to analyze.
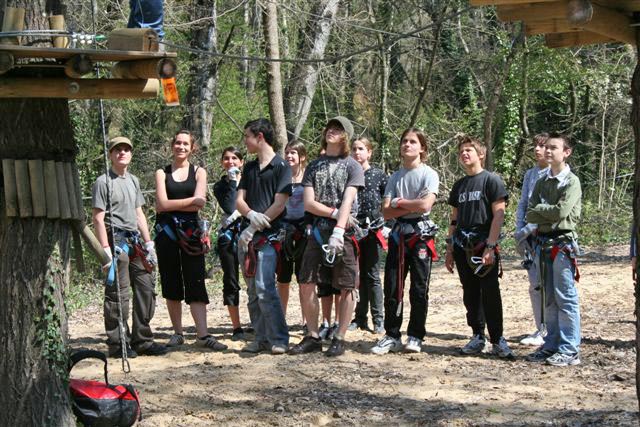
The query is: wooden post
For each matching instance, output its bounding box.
[0,78,160,99]
[1,159,18,217]
[111,58,177,79]
[63,162,79,220]
[0,53,14,76]
[108,28,159,52]
[48,15,68,48]
[72,221,111,266]
[27,159,46,217]
[631,25,640,414]
[64,55,94,79]
[14,160,32,217]
[1,7,25,46]
[55,162,71,219]
[43,160,60,219]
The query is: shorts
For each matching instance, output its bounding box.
[298,235,358,292]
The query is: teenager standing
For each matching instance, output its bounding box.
[444,135,514,359]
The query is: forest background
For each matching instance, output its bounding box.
[63,0,634,302]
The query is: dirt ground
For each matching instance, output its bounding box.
[69,245,638,426]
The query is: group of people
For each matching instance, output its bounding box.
[91,116,583,367]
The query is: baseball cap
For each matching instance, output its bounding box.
[108,136,133,151]
[326,116,354,141]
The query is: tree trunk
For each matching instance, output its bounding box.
[631,28,640,416]
[182,0,218,147]
[261,0,288,153]
[283,0,339,139]
[483,25,523,171]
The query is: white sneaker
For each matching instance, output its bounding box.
[271,344,287,355]
[404,336,422,353]
[370,335,402,355]
[519,330,545,346]
[460,334,487,355]
[492,336,515,359]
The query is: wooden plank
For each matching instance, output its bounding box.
[1,159,18,217]
[14,160,32,217]
[0,44,176,61]
[55,162,71,220]
[71,163,84,222]
[498,1,569,21]
[49,15,68,49]
[525,18,582,35]
[63,162,79,220]
[1,7,24,46]
[43,160,60,219]
[0,78,160,99]
[108,28,159,52]
[545,31,614,47]
[27,159,46,217]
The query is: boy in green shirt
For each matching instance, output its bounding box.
[525,133,582,367]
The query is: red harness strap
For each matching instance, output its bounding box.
[405,235,438,261]
[244,237,283,278]
[550,245,580,282]
[374,229,388,251]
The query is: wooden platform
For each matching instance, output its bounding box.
[0,44,176,61]
[470,0,639,48]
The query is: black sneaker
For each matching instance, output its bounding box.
[325,337,346,357]
[327,323,339,341]
[231,328,246,342]
[288,336,322,355]
[108,345,137,359]
[136,342,168,356]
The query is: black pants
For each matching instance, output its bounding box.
[453,246,503,344]
[156,232,208,304]
[217,234,240,306]
[383,235,433,340]
[354,234,384,327]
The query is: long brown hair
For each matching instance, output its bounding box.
[285,140,308,169]
[321,126,350,158]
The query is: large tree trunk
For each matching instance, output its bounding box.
[182,0,218,147]
[631,28,640,416]
[261,0,288,152]
[283,0,339,139]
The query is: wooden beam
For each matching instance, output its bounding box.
[525,18,582,35]
[583,3,635,45]
[111,58,177,79]
[545,31,614,47]
[108,28,159,52]
[498,1,569,21]
[0,45,176,62]
[470,0,557,5]
[0,78,160,99]
[64,55,94,78]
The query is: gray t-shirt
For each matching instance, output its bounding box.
[92,169,144,232]
[302,155,364,215]
[384,164,440,219]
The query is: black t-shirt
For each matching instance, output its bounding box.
[357,166,387,220]
[238,154,292,222]
[448,170,508,232]
[213,176,237,215]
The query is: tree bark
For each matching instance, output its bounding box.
[631,27,640,416]
[182,0,218,147]
[261,0,288,153]
[283,0,340,139]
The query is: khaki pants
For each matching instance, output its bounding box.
[104,250,157,352]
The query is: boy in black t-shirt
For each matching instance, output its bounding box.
[444,135,514,359]
[236,118,292,355]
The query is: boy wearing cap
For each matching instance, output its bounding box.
[289,116,364,357]
[92,136,167,358]
[236,118,292,355]
[444,135,513,359]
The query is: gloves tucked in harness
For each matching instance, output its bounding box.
[247,210,271,231]
[328,227,345,253]
[145,241,157,266]
[239,225,257,252]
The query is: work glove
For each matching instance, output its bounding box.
[239,224,256,253]
[145,241,158,267]
[390,198,403,209]
[102,246,113,272]
[247,210,271,231]
[227,166,241,181]
[223,210,242,228]
[382,226,391,239]
[328,227,345,253]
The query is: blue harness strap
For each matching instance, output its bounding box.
[313,226,325,246]
[155,222,178,242]
[105,241,133,286]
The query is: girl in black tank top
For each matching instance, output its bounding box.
[154,130,227,352]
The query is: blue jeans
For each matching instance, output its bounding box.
[541,249,581,355]
[128,0,164,39]
[239,242,289,347]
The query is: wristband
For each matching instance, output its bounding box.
[485,242,497,250]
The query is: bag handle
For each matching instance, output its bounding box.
[68,349,109,385]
